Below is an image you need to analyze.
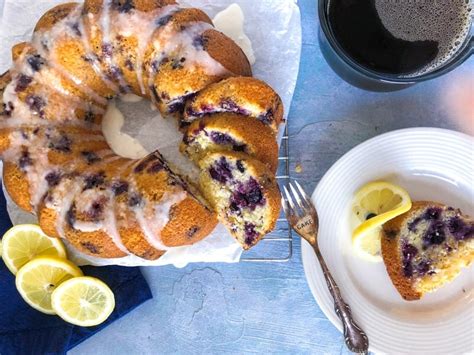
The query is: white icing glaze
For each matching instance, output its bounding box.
[147,21,230,86]
[115,5,180,95]
[72,221,103,233]
[55,181,82,240]
[98,1,132,93]
[213,4,256,65]
[32,28,109,106]
[78,14,120,93]
[74,189,105,212]
[133,190,187,251]
[71,187,130,255]
[103,203,130,254]
[1,83,38,126]
[102,160,139,255]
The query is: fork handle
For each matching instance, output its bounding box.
[312,245,369,354]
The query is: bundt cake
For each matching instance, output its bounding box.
[182,77,284,132]
[180,113,279,173]
[382,201,474,300]
[198,151,281,249]
[0,0,282,261]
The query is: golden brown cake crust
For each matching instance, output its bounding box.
[34,3,80,32]
[3,163,34,213]
[0,71,11,92]
[11,43,29,61]
[160,197,218,247]
[203,30,252,77]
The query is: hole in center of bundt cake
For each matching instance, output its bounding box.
[101,96,200,180]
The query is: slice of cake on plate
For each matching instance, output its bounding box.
[382,201,474,300]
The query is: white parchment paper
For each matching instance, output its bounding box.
[0,0,301,267]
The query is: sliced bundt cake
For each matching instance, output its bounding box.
[198,151,280,249]
[180,113,279,173]
[182,77,284,132]
[382,201,474,300]
[0,0,258,260]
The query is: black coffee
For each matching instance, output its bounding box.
[328,0,472,76]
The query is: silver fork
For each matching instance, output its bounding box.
[282,181,369,354]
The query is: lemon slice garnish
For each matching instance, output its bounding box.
[2,224,67,275]
[52,276,115,327]
[15,256,83,314]
[352,181,412,262]
[352,227,384,262]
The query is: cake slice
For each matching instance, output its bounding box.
[180,113,279,173]
[199,151,280,249]
[381,201,474,300]
[182,77,284,132]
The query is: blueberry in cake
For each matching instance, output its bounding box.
[199,152,281,249]
[382,201,474,300]
[182,77,284,132]
[180,113,279,173]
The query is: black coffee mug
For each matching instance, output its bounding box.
[318,0,474,92]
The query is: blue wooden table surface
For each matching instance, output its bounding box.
[2,0,470,353]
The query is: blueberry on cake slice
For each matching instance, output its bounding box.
[182,77,284,132]
[199,151,280,249]
[382,201,474,300]
[181,113,279,173]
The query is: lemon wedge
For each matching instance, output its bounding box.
[2,224,67,275]
[15,256,83,314]
[52,276,115,327]
[352,181,412,262]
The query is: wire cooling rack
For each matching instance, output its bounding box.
[241,127,293,262]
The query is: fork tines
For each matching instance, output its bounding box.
[281,181,314,217]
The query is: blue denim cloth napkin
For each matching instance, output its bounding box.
[0,188,153,355]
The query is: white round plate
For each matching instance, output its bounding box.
[302,128,474,354]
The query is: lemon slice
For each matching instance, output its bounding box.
[352,227,384,262]
[52,276,115,327]
[352,181,412,262]
[15,256,83,314]
[2,224,67,275]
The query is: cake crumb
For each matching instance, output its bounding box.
[295,164,303,173]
